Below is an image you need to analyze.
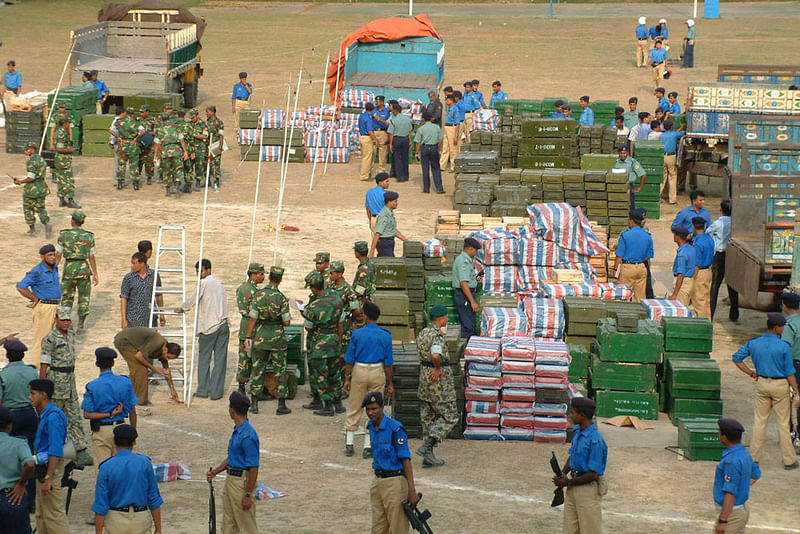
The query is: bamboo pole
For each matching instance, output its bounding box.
[322,43,344,176]
[39,38,77,154]
[308,51,331,191]
[246,99,268,266]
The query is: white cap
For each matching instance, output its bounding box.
[638,16,646,24]
[659,18,667,24]
[686,19,695,27]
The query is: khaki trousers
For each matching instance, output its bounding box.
[674,276,694,308]
[750,378,798,466]
[92,424,117,511]
[563,481,602,534]
[370,475,409,534]
[223,472,257,534]
[31,302,58,368]
[692,267,712,319]
[662,154,678,204]
[345,363,386,431]
[713,504,749,534]
[233,99,250,132]
[374,130,389,172]
[440,125,460,171]
[36,465,69,534]
[369,215,378,233]
[652,63,666,88]
[618,263,647,302]
[360,135,375,180]
[119,347,150,405]
[636,40,649,67]
[464,112,473,142]
[105,508,152,534]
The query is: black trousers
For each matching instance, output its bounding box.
[454,287,477,339]
[420,145,443,193]
[392,137,410,182]
[0,490,30,534]
[629,183,636,209]
[710,251,739,320]
[376,237,395,257]
[683,43,694,68]
[644,259,655,299]
[11,405,38,513]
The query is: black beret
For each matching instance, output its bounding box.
[618,145,629,152]
[95,347,117,360]
[384,191,399,202]
[781,292,800,308]
[767,312,786,326]
[691,216,706,226]
[375,95,385,101]
[39,244,55,255]
[113,423,138,441]
[0,406,13,427]
[4,339,27,352]
[571,396,595,409]
[229,391,251,409]
[362,391,383,408]
[375,172,390,183]
[238,71,247,78]
[629,209,644,223]
[671,226,690,239]
[717,418,744,433]
[29,379,55,397]
[464,237,481,250]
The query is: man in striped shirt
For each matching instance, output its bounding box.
[708,199,738,321]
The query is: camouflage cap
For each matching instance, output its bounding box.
[71,210,86,224]
[189,109,199,118]
[206,104,217,112]
[57,101,67,108]
[140,104,150,112]
[125,106,135,114]
[160,111,170,120]
[315,252,330,264]
[270,266,285,277]
[26,142,37,150]
[247,263,265,274]
[353,241,369,254]
[163,102,174,110]
[330,261,345,273]
[55,307,72,320]
[305,271,324,288]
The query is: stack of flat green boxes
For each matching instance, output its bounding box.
[424,275,460,326]
[590,317,662,420]
[606,167,631,237]
[453,151,500,216]
[577,125,617,160]
[564,297,607,348]
[464,129,520,169]
[47,87,97,154]
[123,92,183,112]
[492,183,530,217]
[517,118,576,170]
[521,169,544,204]
[580,154,618,171]
[436,236,463,274]
[81,114,116,157]
[662,317,721,425]
[585,100,621,126]
[5,108,45,154]
[632,140,664,219]
[404,241,425,333]
[238,109,304,163]
[677,418,725,460]
[284,325,306,398]
[584,169,609,225]
[372,258,412,342]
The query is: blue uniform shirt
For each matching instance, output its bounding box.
[635,24,649,39]
[17,262,62,300]
[365,186,386,216]
[616,226,654,263]
[673,206,711,233]
[345,323,394,366]
[462,91,476,112]
[657,97,671,113]
[92,79,109,100]
[368,414,411,472]
[649,48,668,64]
[358,111,375,136]
[445,105,460,126]
[34,402,67,457]
[568,423,607,475]
[454,100,466,122]
[489,90,508,108]
[81,370,138,423]
[733,333,795,378]
[4,70,22,90]
[227,420,260,469]
[92,449,163,514]
[373,107,390,131]
[661,130,685,154]
[579,107,595,126]
[231,82,252,100]
[713,444,761,507]
[673,243,696,277]
[692,232,715,269]
[551,111,565,119]
[668,101,681,115]
[472,90,486,109]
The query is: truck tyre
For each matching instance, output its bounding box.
[183,82,198,108]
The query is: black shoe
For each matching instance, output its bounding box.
[333,398,346,414]
[77,316,87,330]
[26,225,36,236]
[303,396,323,410]
[58,197,66,207]
[146,176,152,185]
[436,190,446,194]
[422,190,430,194]
[345,444,354,457]
[784,461,799,471]
[313,401,335,417]
[133,182,140,191]
[276,398,291,415]
[250,399,259,414]
[116,182,124,190]
[67,199,82,209]
[417,437,444,467]
[238,382,247,395]
[362,447,372,459]
[257,391,275,401]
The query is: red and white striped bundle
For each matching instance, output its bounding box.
[534,429,567,443]
[568,383,584,400]
[467,362,502,377]
[501,336,536,361]
[472,108,500,132]
[464,426,503,441]
[465,387,500,402]
[482,266,518,296]
[423,239,446,258]
[466,400,499,413]
[502,374,536,388]
[303,129,328,148]
[463,336,501,363]
[325,128,351,148]
[535,375,568,391]
[259,109,285,129]
[467,413,501,426]
[480,307,528,338]
[533,402,569,416]
[257,145,283,162]
[535,364,569,379]
[338,89,375,107]
[499,401,534,414]
[534,339,570,366]
[500,414,534,429]
[501,428,533,441]
[642,299,693,321]
[466,375,502,389]
[599,282,634,301]
[305,147,350,163]
[481,237,521,266]
[519,297,565,339]
[501,360,536,375]
[518,235,592,267]
[537,283,603,299]
[501,388,536,403]
[533,416,570,430]
[526,203,610,257]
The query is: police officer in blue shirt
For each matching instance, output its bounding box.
[732,313,800,470]
[231,71,253,131]
[670,226,696,307]
[452,90,466,125]
[666,91,681,119]
[614,209,654,302]
[672,189,711,232]
[29,378,69,534]
[635,17,649,67]
[358,102,378,181]
[713,418,761,534]
[92,424,162,534]
[660,120,687,204]
[654,88,670,114]
[3,60,22,96]
[364,391,419,533]
[489,80,508,108]
[691,217,715,319]
[208,391,260,532]
[552,99,566,119]
[471,79,486,109]
[373,96,391,174]
[343,302,394,458]
[648,40,669,89]
[17,244,61,368]
[365,172,390,232]
[578,96,595,126]
[552,397,607,534]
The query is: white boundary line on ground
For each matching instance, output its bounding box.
[143,418,800,532]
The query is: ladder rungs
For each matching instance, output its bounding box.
[159,247,184,252]
[152,310,181,316]
[156,267,183,273]
[158,288,184,294]
[159,226,186,231]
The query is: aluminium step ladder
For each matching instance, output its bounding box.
[148,226,189,402]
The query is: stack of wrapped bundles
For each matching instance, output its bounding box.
[533,339,571,443]
[472,108,501,133]
[422,239,445,277]
[338,89,374,113]
[304,127,351,164]
[463,337,503,440]
[642,299,693,321]
[238,110,304,162]
[519,297,565,339]
[480,307,528,338]
[472,228,519,297]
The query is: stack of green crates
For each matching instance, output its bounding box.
[517,118,576,170]
[424,275,459,325]
[372,258,412,342]
[568,344,591,388]
[5,108,45,154]
[606,167,631,237]
[81,114,115,157]
[580,153,617,170]
[491,183,530,217]
[453,151,500,216]
[563,169,586,209]
[239,129,304,163]
[564,297,606,348]
[465,130,519,169]
[541,169,565,203]
[404,241,425,332]
[436,236,463,274]
[577,125,617,160]
[633,140,664,219]
[123,92,183,112]
[46,86,97,154]
[522,169,544,203]
[589,100,621,126]
[677,418,725,460]
[584,170,609,224]
[590,317,662,419]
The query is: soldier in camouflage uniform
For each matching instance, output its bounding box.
[154,114,188,197]
[236,263,265,399]
[245,266,292,416]
[303,252,332,402]
[14,143,52,236]
[137,105,157,184]
[352,241,377,328]
[327,261,361,412]
[302,271,343,416]
[55,210,98,330]
[187,109,210,190]
[40,307,93,466]
[111,107,144,190]
[53,116,80,208]
[415,305,458,468]
[49,101,74,147]
[205,105,225,191]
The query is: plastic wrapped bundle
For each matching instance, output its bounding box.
[481,307,528,338]
[303,129,328,148]
[467,413,501,426]
[499,401,535,414]
[501,428,533,441]
[533,416,570,430]
[464,426,504,441]
[516,264,595,292]
[642,299,693,321]
[339,89,375,107]
[259,109,285,129]
[534,429,567,443]
[502,374,536,388]
[472,108,501,132]
[257,146,282,163]
[533,402,569,416]
[501,360,536,375]
[536,364,569,379]
[467,362,502,378]
[463,337,502,363]
[568,384,584,400]
[526,203,610,256]
[465,388,500,402]
[537,283,603,299]
[466,401,499,413]
[483,266,518,296]
[519,297,565,339]
[466,375,502,389]
[500,414,534,429]
[518,236,592,267]
[599,282,634,301]
[502,388,536,403]
[471,229,518,263]
[423,239,446,258]
[501,336,536,361]
[305,147,350,164]
[535,375,568,391]
[482,237,521,266]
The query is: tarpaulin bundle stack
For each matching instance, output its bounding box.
[305,147,350,163]
[526,203,610,257]
[536,284,604,299]
[339,89,375,108]
[480,307,528,338]
[304,126,353,164]
[259,109,285,129]
[473,229,520,266]
[519,297,565,339]
[598,283,634,301]
[533,402,569,442]
[463,336,502,363]
[464,362,503,440]
[255,146,283,163]
[339,113,360,126]
[517,234,593,269]
[534,339,570,413]
[423,239,446,258]
[482,266,518,296]
[516,264,595,292]
[642,299,694,321]
[472,108,501,133]
[498,336,536,440]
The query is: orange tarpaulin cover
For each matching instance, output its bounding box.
[326,14,442,102]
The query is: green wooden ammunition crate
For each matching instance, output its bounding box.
[568,344,591,378]
[669,398,723,426]
[81,114,116,130]
[595,319,662,363]
[590,354,657,391]
[581,154,617,170]
[403,241,423,258]
[564,297,607,324]
[518,155,571,169]
[586,190,608,200]
[606,192,629,202]
[494,184,531,203]
[521,118,576,138]
[520,169,544,183]
[519,138,573,154]
[568,322,599,336]
[373,259,407,289]
[566,335,595,348]
[667,358,721,399]
[677,418,725,460]
[585,181,608,191]
[662,317,714,352]
[537,388,569,404]
[81,142,115,157]
[454,184,494,205]
[594,390,658,420]
[542,181,564,192]
[563,181,587,192]
[664,351,711,361]
[500,168,523,181]
[543,191,566,201]
[373,290,410,318]
[83,129,111,144]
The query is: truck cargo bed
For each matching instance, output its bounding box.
[348,72,437,90]
[78,58,165,74]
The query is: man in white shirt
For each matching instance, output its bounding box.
[628,112,652,147]
[708,199,739,321]
[176,258,230,400]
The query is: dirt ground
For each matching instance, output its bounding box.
[2,2,800,533]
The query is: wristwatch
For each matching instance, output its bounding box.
[245,492,252,498]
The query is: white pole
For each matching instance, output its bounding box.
[247,99,267,267]
[187,134,214,409]
[274,61,304,265]
[308,51,331,191]
[693,0,698,19]
[323,44,344,176]
[40,38,77,155]
[409,0,413,17]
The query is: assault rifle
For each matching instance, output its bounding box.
[404,493,434,534]
[550,452,565,507]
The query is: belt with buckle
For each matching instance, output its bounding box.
[110,505,148,513]
[664,152,676,156]
[98,419,125,427]
[50,366,75,373]
[1,487,14,494]
[228,468,245,477]
[39,299,61,305]
[758,375,786,380]
[374,469,404,478]
[623,261,643,265]
[235,97,249,101]
[420,360,449,368]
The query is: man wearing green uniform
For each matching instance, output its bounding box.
[187,109,210,190]
[613,145,647,209]
[414,110,445,194]
[780,292,800,438]
[53,117,81,208]
[205,105,225,192]
[416,305,458,468]
[49,102,74,147]
[245,266,292,416]
[154,116,188,197]
[137,105,157,185]
[236,263,264,400]
[40,307,93,466]
[15,143,52,237]
[388,100,413,182]
[327,261,361,412]
[370,191,407,258]
[302,271,343,417]
[111,107,144,190]
[452,237,481,339]
[352,241,376,328]
[55,210,98,331]
[305,252,332,304]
